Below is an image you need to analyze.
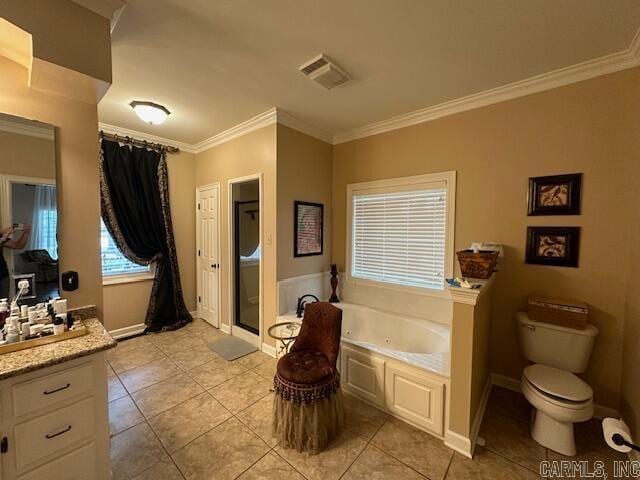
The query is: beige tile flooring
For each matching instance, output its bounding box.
[108,319,627,479]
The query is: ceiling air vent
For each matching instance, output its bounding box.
[299,54,350,90]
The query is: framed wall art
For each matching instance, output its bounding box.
[525,226,580,267]
[527,173,582,216]
[294,201,323,257]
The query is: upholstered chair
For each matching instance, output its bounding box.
[272,301,344,454]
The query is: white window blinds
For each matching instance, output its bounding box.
[351,186,447,290]
[100,220,150,277]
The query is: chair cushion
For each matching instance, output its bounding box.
[277,349,333,385]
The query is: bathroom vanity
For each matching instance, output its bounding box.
[0,308,116,479]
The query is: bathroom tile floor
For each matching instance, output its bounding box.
[108,319,630,479]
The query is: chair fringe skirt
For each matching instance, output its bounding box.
[272,373,345,454]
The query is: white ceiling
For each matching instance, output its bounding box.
[98,0,640,145]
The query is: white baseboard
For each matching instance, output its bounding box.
[469,377,492,456]
[220,323,231,334]
[491,372,521,392]
[444,376,491,459]
[109,323,146,340]
[261,342,277,358]
[189,310,197,318]
[444,429,472,458]
[490,372,618,420]
[594,404,619,420]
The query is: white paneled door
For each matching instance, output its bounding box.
[196,185,220,327]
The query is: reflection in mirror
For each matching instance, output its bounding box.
[0,113,57,304]
[233,179,260,335]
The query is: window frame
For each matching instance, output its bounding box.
[100,220,154,286]
[345,171,456,298]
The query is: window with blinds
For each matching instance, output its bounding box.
[350,183,448,291]
[100,219,150,277]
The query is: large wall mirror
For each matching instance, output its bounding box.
[0,112,58,303]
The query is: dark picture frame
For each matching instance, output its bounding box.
[527,173,582,216]
[525,226,581,267]
[294,201,323,257]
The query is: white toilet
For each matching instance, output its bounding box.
[516,311,598,456]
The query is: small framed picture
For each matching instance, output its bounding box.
[525,226,580,267]
[294,201,323,257]
[528,173,582,216]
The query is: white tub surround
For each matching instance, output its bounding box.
[276,271,334,315]
[445,276,495,458]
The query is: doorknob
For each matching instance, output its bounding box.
[212,264,218,269]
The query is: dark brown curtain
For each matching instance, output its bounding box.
[99,139,192,332]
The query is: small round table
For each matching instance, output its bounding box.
[267,321,301,357]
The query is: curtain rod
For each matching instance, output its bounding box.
[99,130,180,154]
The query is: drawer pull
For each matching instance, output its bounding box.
[43,383,71,395]
[45,425,72,439]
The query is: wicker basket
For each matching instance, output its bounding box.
[528,296,589,330]
[456,250,499,279]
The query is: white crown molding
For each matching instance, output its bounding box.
[192,108,277,153]
[100,28,640,151]
[0,118,54,140]
[98,107,332,155]
[98,122,197,153]
[334,29,640,144]
[276,109,333,144]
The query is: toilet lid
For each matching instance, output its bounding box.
[523,364,593,402]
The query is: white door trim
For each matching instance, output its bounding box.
[196,182,221,328]
[227,173,263,348]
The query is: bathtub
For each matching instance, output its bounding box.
[337,302,450,376]
[276,301,451,437]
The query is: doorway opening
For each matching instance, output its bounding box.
[230,177,261,342]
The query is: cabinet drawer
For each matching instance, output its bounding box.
[14,397,95,470]
[13,363,94,418]
[17,442,96,480]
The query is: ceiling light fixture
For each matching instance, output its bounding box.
[130,101,171,125]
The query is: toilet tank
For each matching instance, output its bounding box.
[516,311,598,373]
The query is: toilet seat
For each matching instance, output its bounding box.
[522,375,592,411]
[523,364,592,403]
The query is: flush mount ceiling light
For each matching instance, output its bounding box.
[130,101,171,125]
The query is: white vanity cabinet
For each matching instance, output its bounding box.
[0,353,110,480]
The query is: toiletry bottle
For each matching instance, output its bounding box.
[53,317,65,335]
[21,321,30,338]
[6,324,19,344]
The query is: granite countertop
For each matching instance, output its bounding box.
[0,306,116,381]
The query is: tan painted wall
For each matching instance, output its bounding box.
[0,56,105,314]
[195,125,277,345]
[0,129,55,178]
[0,0,112,83]
[621,159,640,440]
[102,150,197,332]
[277,125,333,280]
[168,151,197,314]
[448,290,492,438]
[333,68,640,409]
